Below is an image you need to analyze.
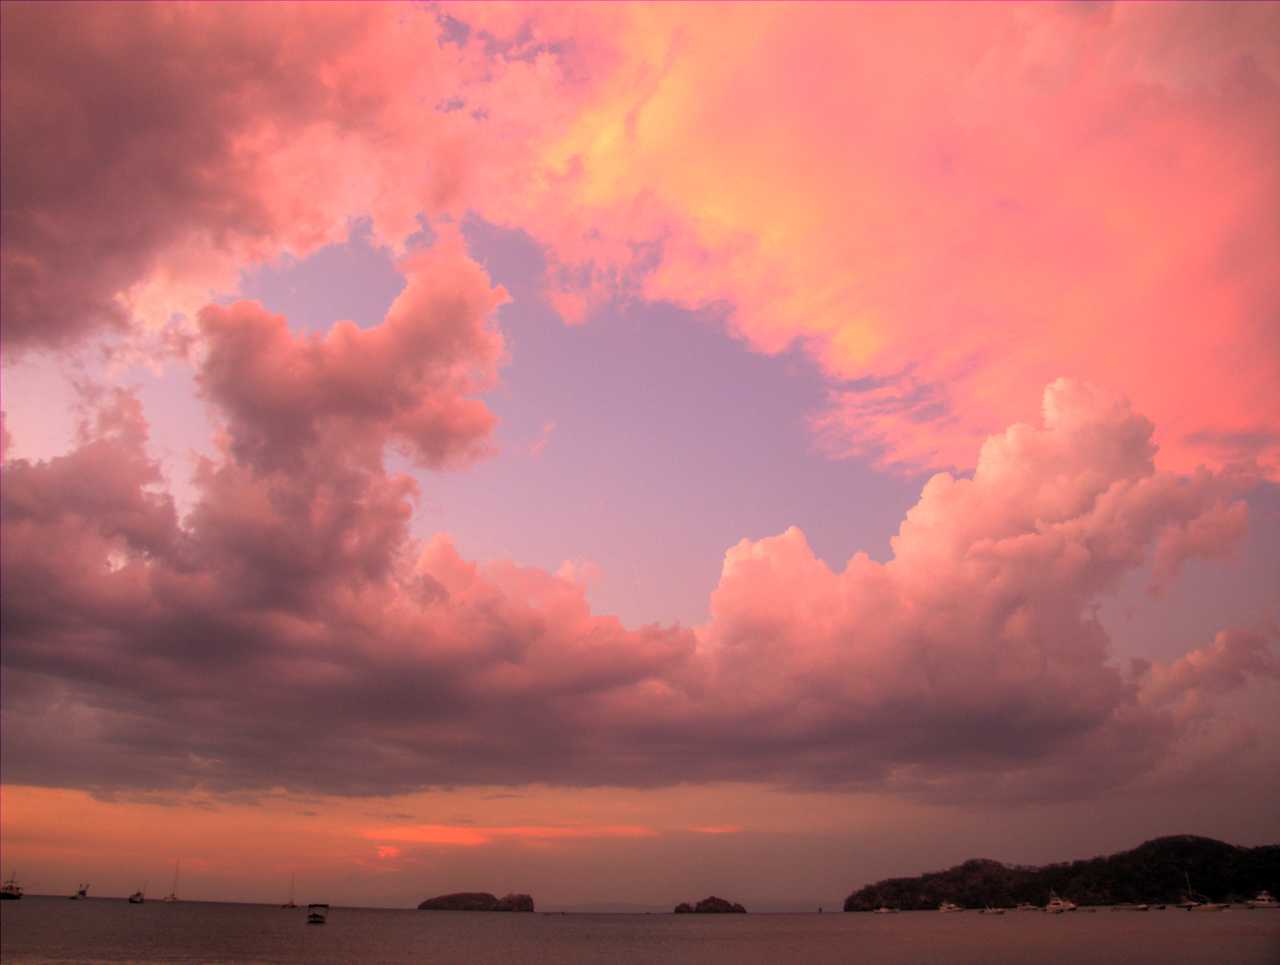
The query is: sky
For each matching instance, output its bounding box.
[1,1,1277,910]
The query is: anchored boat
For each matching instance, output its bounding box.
[1,872,22,900]
[307,903,329,924]
[1045,892,1076,914]
[161,860,180,902]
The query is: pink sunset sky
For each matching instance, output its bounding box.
[1,2,1277,910]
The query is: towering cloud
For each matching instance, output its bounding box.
[2,376,1271,799]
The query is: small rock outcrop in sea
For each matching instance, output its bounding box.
[673,896,747,913]
[417,892,535,912]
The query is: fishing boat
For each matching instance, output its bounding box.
[307,903,329,924]
[1044,892,1076,914]
[69,883,90,900]
[281,872,298,909]
[939,901,964,913]
[161,860,180,902]
[1,872,22,900]
[1246,890,1278,909]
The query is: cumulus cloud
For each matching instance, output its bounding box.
[0,2,552,352]
[2,378,1272,800]
[455,3,1280,476]
[197,232,506,474]
[8,2,1273,480]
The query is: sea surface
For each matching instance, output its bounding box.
[3,897,1278,964]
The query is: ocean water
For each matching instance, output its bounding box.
[2,898,1278,964]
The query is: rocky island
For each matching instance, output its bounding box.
[417,892,534,912]
[674,896,747,913]
[844,835,1279,911]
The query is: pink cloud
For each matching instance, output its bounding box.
[2,375,1271,802]
[197,231,506,474]
[0,3,551,352]
[455,3,1280,476]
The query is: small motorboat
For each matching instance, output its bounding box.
[979,906,1006,915]
[307,903,329,924]
[1015,902,1037,911]
[69,883,90,900]
[939,901,964,913]
[1112,904,1149,911]
[873,906,898,914]
[1247,890,1278,909]
[128,890,145,904]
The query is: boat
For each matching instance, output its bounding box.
[1246,890,1278,909]
[307,903,329,924]
[873,906,898,914]
[979,906,1006,915]
[282,872,298,909]
[161,860,180,902]
[128,889,145,904]
[1015,902,1037,911]
[939,901,964,913]
[1,872,22,900]
[1181,872,1227,911]
[69,883,90,900]
[1044,891,1076,914]
[1112,903,1149,911]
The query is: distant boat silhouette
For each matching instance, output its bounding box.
[1,871,22,900]
[281,872,298,909]
[69,882,89,900]
[161,860,180,902]
[1045,891,1076,913]
[307,902,329,924]
[128,885,146,904]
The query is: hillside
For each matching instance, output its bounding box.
[843,835,1280,911]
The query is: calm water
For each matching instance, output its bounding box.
[3,898,1278,964]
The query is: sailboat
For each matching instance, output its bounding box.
[281,873,298,909]
[1,871,22,900]
[161,860,180,902]
[69,883,90,900]
[1181,872,1227,911]
[1044,891,1076,914]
